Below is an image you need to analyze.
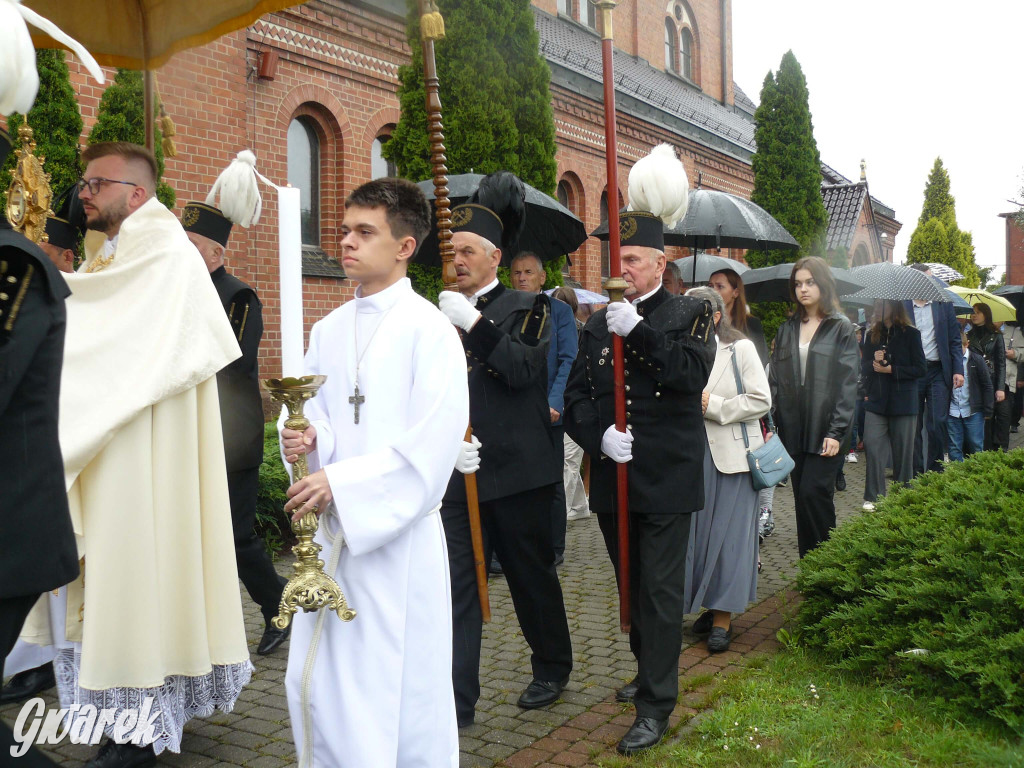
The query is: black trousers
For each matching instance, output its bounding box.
[597,511,690,720]
[550,426,567,559]
[790,452,844,558]
[228,468,286,624]
[1014,387,1024,427]
[986,392,1012,452]
[914,363,951,475]
[442,484,573,723]
[2,593,58,767]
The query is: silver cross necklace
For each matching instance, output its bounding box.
[350,302,397,424]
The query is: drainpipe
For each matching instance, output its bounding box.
[720,0,729,104]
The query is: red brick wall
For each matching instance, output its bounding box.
[1006,214,1024,285]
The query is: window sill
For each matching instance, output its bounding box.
[665,69,700,91]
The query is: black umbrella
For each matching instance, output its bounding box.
[415,174,587,267]
[843,262,951,304]
[742,263,864,303]
[992,285,1024,317]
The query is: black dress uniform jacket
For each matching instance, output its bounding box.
[0,226,79,599]
[564,287,716,515]
[443,284,560,503]
[211,266,264,472]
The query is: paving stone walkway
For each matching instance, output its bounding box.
[5,444,878,766]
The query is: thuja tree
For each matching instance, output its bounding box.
[0,49,84,211]
[748,51,828,340]
[88,68,175,209]
[906,158,979,288]
[386,0,561,297]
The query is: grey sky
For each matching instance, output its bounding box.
[732,0,1024,279]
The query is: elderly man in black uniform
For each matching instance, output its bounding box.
[565,209,715,754]
[438,174,573,729]
[182,202,288,655]
[0,127,79,767]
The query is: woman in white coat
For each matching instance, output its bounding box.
[683,287,771,653]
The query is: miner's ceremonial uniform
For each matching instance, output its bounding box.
[565,205,716,733]
[442,281,574,726]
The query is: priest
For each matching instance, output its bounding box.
[279,177,468,768]
[40,141,251,768]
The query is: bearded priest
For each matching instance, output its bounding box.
[279,178,468,768]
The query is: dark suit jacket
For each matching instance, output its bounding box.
[211,266,265,472]
[0,227,79,599]
[957,348,994,418]
[904,300,964,384]
[862,324,927,416]
[444,284,560,503]
[564,288,716,516]
[546,297,577,425]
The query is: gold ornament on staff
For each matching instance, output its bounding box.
[6,125,53,243]
[264,375,356,630]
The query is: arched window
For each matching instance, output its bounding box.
[371,135,396,180]
[600,192,610,278]
[288,117,320,247]
[665,19,678,73]
[680,28,693,80]
[557,181,573,276]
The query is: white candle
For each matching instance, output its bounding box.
[277,185,303,377]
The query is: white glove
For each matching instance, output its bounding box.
[601,425,633,463]
[439,290,482,331]
[606,301,642,337]
[455,435,482,474]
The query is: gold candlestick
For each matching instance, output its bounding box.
[264,375,356,629]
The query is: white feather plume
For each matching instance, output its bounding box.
[626,143,689,229]
[0,0,105,116]
[206,150,263,228]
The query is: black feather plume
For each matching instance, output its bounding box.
[469,171,526,254]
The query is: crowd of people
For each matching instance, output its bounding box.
[3,129,1017,768]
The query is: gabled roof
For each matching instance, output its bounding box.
[733,83,756,116]
[534,9,756,160]
[822,182,868,251]
[819,163,896,219]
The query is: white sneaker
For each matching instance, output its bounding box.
[566,509,591,521]
[845,451,858,463]
[862,501,876,511]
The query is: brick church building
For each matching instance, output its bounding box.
[51,0,897,373]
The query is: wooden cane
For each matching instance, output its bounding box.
[419,1,491,622]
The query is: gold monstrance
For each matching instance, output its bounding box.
[265,375,356,629]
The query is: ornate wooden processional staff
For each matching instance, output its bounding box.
[592,0,632,634]
[418,0,491,622]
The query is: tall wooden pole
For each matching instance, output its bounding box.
[418,1,490,623]
[593,0,630,634]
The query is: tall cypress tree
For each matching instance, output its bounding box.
[906,157,978,288]
[89,69,175,210]
[0,49,84,211]
[748,50,827,269]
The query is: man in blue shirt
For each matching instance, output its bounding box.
[948,331,993,460]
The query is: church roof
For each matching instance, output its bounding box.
[534,9,756,161]
[822,182,868,251]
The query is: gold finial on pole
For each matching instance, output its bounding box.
[265,375,356,630]
[421,0,446,41]
[6,125,53,244]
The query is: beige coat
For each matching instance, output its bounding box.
[703,338,772,474]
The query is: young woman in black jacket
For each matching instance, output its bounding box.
[768,257,859,557]
[967,302,1007,450]
[860,301,926,510]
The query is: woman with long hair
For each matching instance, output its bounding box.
[860,300,926,511]
[768,257,859,557]
[967,302,1007,450]
[708,269,768,364]
[683,287,770,653]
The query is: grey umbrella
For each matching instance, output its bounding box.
[741,263,864,303]
[843,262,951,303]
[674,254,748,284]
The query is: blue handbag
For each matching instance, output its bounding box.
[730,349,794,491]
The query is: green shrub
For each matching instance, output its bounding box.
[797,449,1024,733]
[256,422,295,558]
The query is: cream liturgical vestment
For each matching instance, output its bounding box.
[282,277,468,768]
[25,197,252,753]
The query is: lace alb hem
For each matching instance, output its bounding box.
[54,648,253,755]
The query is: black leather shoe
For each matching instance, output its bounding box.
[707,625,732,653]
[0,663,55,704]
[85,739,156,768]
[553,552,565,567]
[691,610,714,636]
[835,473,847,492]
[257,622,291,655]
[488,557,503,576]
[615,678,638,702]
[617,715,669,756]
[517,677,568,709]
[1012,425,1019,434]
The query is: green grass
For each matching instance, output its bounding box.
[600,648,1022,767]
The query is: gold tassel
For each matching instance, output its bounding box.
[162,135,177,158]
[152,74,179,158]
[421,1,445,40]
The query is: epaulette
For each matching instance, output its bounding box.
[521,293,550,346]
[0,254,34,344]
[226,293,253,344]
[689,298,715,345]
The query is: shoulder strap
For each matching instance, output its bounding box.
[729,347,751,450]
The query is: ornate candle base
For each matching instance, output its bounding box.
[264,375,357,630]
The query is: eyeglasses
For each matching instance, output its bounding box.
[77,177,140,195]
